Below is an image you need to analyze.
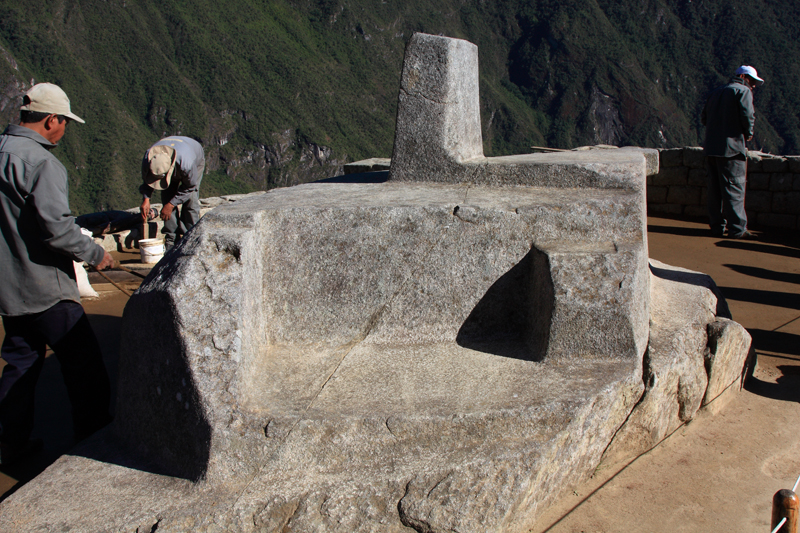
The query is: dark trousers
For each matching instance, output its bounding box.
[160,189,202,250]
[0,301,111,447]
[706,155,748,237]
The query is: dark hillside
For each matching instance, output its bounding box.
[0,0,797,213]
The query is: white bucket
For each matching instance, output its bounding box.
[139,238,165,264]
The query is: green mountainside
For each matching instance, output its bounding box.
[1,0,799,213]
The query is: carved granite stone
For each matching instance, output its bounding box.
[0,33,749,533]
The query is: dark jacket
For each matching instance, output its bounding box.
[140,136,205,206]
[0,125,105,316]
[702,77,755,158]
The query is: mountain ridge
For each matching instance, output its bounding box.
[0,0,797,213]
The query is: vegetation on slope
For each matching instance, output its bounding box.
[0,0,798,213]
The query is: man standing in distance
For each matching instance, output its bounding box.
[702,65,763,239]
[0,83,114,462]
[139,136,205,251]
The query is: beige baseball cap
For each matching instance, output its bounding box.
[145,145,176,190]
[20,83,85,123]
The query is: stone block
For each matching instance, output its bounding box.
[747,158,763,172]
[388,34,648,191]
[747,173,771,190]
[601,260,727,467]
[684,205,707,218]
[703,318,752,405]
[794,174,800,191]
[757,212,797,229]
[667,186,701,206]
[647,185,668,204]
[104,180,650,531]
[745,190,772,212]
[659,148,684,168]
[648,204,683,216]
[688,168,707,186]
[652,167,688,186]
[702,380,740,415]
[619,146,660,176]
[770,173,793,191]
[683,147,705,169]
[387,33,482,184]
[772,191,800,214]
[762,157,789,173]
[344,158,392,174]
[788,156,800,173]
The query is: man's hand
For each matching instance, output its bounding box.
[95,251,115,271]
[160,202,175,221]
[140,198,150,221]
[746,135,753,142]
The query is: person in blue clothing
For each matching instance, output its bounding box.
[0,83,115,463]
[701,65,764,239]
[139,136,205,251]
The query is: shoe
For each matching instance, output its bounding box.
[729,230,757,240]
[0,438,43,465]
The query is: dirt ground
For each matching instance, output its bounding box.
[0,218,798,532]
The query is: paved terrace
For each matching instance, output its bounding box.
[0,215,797,531]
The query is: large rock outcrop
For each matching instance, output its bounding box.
[0,33,750,533]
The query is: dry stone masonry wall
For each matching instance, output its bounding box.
[649,147,800,231]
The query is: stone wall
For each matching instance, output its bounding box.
[648,147,800,231]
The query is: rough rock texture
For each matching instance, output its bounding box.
[111,178,650,499]
[0,178,649,532]
[0,33,748,533]
[601,260,750,467]
[704,318,752,405]
[389,34,647,193]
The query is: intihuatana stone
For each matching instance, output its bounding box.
[0,33,749,533]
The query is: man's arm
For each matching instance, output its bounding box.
[701,100,708,127]
[139,154,155,221]
[739,88,755,141]
[29,158,111,268]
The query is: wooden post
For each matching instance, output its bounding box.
[772,489,799,533]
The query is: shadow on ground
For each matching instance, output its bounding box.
[724,264,800,285]
[716,240,800,259]
[0,313,122,502]
[746,364,800,403]
[717,286,800,311]
[647,224,717,238]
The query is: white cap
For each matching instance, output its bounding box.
[735,65,764,86]
[145,145,176,190]
[20,83,85,123]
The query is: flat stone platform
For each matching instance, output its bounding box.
[0,217,787,531]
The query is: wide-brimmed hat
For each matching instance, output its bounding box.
[20,83,85,123]
[736,65,764,86]
[145,145,176,190]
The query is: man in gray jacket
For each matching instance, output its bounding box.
[139,136,205,251]
[0,83,114,463]
[702,65,763,239]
